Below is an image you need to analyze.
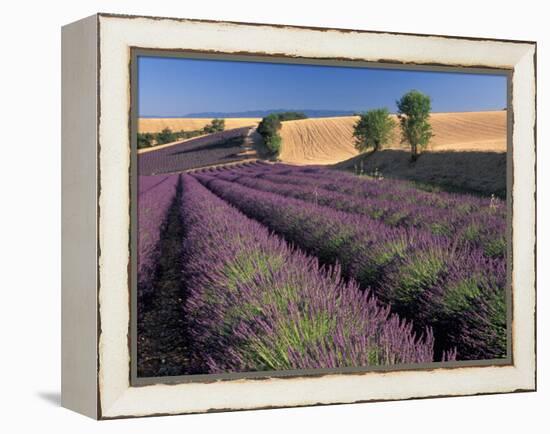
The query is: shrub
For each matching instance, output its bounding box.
[197,165,506,360]
[202,118,225,134]
[276,111,307,121]
[181,174,435,372]
[264,134,282,156]
[137,132,154,149]
[156,127,177,145]
[257,112,307,157]
[174,129,203,141]
[138,129,207,150]
[257,114,282,137]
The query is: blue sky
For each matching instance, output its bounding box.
[138,56,507,117]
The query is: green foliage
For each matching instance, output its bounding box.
[484,236,506,258]
[353,108,396,153]
[391,250,446,315]
[257,112,307,157]
[441,275,506,358]
[442,277,482,315]
[137,132,154,149]
[264,134,282,157]
[212,118,225,131]
[202,118,225,134]
[156,127,177,145]
[223,250,284,293]
[137,128,206,149]
[384,211,408,227]
[356,239,407,287]
[462,223,480,241]
[275,111,307,121]
[429,222,452,236]
[176,130,203,140]
[257,113,282,139]
[396,90,434,161]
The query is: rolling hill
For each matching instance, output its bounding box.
[278,111,507,165]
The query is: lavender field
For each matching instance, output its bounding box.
[137,161,507,377]
[139,126,253,175]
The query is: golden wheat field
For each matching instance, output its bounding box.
[278,111,507,165]
[138,118,262,133]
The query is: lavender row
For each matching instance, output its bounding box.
[137,174,180,298]
[179,174,436,373]
[262,163,504,215]
[207,161,505,219]
[138,126,252,175]
[138,174,172,195]
[196,173,506,360]
[208,167,505,259]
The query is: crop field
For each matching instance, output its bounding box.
[138,117,261,133]
[278,111,506,165]
[137,174,180,299]
[137,161,506,376]
[138,126,254,175]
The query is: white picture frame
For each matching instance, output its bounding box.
[61,13,536,419]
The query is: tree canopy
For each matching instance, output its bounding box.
[203,118,225,134]
[257,112,307,157]
[353,108,396,153]
[396,90,433,161]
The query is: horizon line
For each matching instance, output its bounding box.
[139,108,507,119]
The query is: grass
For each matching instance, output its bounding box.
[335,149,506,199]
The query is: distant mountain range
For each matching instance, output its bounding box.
[140,107,507,119]
[142,109,359,119]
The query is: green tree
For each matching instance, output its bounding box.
[137,132,154,149]
[257,114,283,158]
[353,108,396,153]
[212,118,225,132]
[156,128,177,145]
[257,113,282,138]
[203,118,225,134]
[396,90,434,161]
[257,112,307,157]
[264,134,282,156]
[276,112,307,121]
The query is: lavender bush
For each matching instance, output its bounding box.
[179,174,436,373]
[138,127,252,175]
[137,161,506,375]
[205,161,506,264]
[195,167,506,360]
[137,174,180,299]
[212,168,505,257]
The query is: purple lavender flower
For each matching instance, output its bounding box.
[179,174,435,373]
[194,164,506,360]
[137,174,180,298]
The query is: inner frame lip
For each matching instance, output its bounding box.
[128,47,514,387]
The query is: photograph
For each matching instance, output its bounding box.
[0,0,543,428]
[135,54,509,379]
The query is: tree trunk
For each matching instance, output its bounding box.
[411,142,418,162]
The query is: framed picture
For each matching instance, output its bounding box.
[61,13,536,419]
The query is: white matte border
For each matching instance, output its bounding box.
[97,14,536,418]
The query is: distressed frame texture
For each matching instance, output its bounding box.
[61,13,536,420]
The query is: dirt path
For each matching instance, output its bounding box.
[137,177,192,377]
[235,126,259,158]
